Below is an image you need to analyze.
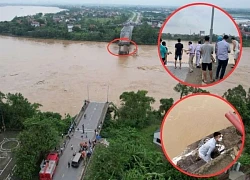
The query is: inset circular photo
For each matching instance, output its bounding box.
[158,3,243,87]
[160,94,245,178]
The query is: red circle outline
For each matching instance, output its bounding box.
[107,38,138,57]
[160,93,245,178]
[158,3,243,88]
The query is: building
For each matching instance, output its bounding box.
[74,24,81,29]
[31,21,40,27]
[67,25,73,32]
[153,128,161,146]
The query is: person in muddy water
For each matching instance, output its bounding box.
[198,132,223,163]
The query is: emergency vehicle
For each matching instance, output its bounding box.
[39,153,59,180]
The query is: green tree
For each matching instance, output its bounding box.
[0,92,41,130]
[173,83,209,99]
[159,98,174,115]
[223,85,250,124]
[118,90,155,128]
[72,26,81,32]
[14,118,59,180]
[173,83,190,99]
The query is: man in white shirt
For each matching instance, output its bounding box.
[231,37,240,68]
[184,41,195,73]
[201,36,214,83]
[195,41,202,68]
[216,35,231,80]
[198,132,223,163]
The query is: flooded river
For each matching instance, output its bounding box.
[0,36,249,116]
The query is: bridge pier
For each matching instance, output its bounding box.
[119,25,133,55]
[118,45,129,55]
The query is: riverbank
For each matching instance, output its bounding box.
[161,34,250,47]
[0,32,249,46]
[0,33,156,45]
[1,35,250,116]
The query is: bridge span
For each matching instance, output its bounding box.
[53,101,109,180]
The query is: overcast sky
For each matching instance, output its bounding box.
[0,0,249,8]
[163,5,239,36]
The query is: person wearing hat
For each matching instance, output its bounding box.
[215,36,223,66]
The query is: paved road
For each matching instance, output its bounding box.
[166,61,189,81]
[53,102,108,180]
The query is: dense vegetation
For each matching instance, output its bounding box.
[0,92,72,180]
[0,8,160,45]
[141,11,170,23]
[132,23,159,45]
[84,84,250,180]
[0,7,249,47]
[0,84,249,180]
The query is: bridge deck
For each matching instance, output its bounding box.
[119,25,134,46]
[53,102,108,180]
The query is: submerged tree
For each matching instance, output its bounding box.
[173,83,209,99]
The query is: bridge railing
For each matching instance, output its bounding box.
[120,26,133,41]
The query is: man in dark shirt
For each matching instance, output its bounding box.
[175,38,184,69]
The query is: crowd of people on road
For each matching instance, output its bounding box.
[159,34,240,84]
[53,99,104,169]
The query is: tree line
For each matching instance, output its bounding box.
[84,84,250,180]
[0,92,72,179]
[0,9,159,45]
[0,83,249,180]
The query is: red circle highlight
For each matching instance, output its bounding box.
[160,93,245,178]
[158,3,243,88]
[107,38,138,57]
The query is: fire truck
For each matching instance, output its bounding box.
[39,153,59,180]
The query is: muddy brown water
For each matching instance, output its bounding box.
[1,36,249,116]
[0,6,65,22]
[162,95,238,159]
[1,35,247,161]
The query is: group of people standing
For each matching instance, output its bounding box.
[160,35,240,84]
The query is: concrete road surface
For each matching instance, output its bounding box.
[166,61,189,81]
[53,102,108,180]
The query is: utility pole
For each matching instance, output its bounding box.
[106,85,109,103]
[0,104,5,132]
[87,84,90,101]
[209,7,215,44]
